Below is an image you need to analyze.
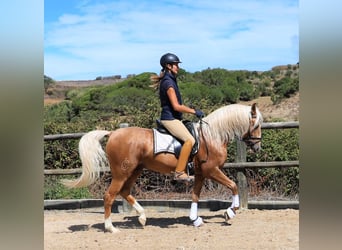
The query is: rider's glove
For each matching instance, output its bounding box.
[195,109,205,118]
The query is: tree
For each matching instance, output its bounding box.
[44,75,55,94]
[271,76,299,103]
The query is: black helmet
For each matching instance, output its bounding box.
[160,53,181,69]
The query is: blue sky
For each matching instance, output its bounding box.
[44,0,299,80]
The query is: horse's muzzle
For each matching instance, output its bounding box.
[252,143,261,153]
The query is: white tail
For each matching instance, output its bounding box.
[61,130,110,188]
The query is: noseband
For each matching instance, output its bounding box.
[242,126,262,147]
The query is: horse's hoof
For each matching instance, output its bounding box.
[193,216,204,227]
[138,214,146,226]
[224,207,236,222]
[224,211,229,222]
[105,226,120,233]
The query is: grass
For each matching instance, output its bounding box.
[44,175,92,199]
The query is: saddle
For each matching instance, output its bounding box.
[153,120,200,159]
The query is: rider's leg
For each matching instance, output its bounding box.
[174,139,194,180]
[161,119,195,180]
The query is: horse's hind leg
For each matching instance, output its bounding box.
[119,167,146,226]
[104,179,124,233]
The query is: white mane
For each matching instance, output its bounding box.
[196,104,262,145]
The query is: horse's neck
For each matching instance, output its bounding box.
[202,111,249,144]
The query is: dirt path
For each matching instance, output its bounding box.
[44,207,298,249]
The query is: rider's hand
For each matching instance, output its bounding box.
[195,109,205,118]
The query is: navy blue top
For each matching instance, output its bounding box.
[159,71,183,120]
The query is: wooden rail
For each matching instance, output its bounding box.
[44,161,299,175]
[44,121,299,208]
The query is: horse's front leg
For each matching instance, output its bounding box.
[223,177,240,221]
[190,174,205,227]
[208,167,240,222]
[224,193,240,222]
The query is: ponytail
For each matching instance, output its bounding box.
[150,70,165,90]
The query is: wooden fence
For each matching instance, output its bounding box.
[44,121,299,208]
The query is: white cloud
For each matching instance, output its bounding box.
[44,0,298,80]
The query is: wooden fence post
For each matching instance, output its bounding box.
[236,140,248,209]
[119,123,132,213]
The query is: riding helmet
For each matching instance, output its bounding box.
[160,53,181,69]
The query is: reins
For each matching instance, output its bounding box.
[198,118,209,164]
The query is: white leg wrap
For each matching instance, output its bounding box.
[133,201,146,226]
[226,207,236,219]
[190,203,203,227]
[231,194,240,208]
[189,202,198,221]
[104,217,112,228]
[133,201,144,215]
[104,217,119,233]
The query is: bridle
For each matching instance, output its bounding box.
[241,114,262,148]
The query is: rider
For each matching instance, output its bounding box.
[151,53,204,181]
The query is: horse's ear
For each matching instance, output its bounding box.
[251,103,257,117]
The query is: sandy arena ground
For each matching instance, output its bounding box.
[44,207,298,249]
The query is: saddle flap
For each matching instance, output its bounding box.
[153,129,182,156]
[153,120,200,157]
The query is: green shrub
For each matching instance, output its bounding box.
[272,76,299,103]
[44,176,91,199]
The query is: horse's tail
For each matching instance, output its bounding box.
[61,130,111,188]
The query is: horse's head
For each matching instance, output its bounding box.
[242,103,262,152]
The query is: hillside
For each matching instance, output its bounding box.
[45,83,299,122]
[44,78,124,103]
[44,65,299,121]
[240,93,299,121]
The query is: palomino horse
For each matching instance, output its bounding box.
[62,103,263,233]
